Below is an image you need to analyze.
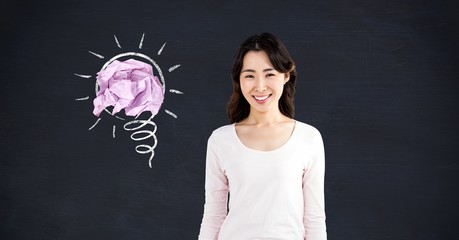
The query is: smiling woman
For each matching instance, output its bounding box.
[198,33,327,240]
[227,33,297,123]
[239,51,290,116]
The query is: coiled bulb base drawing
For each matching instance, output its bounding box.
[123,116,157,168]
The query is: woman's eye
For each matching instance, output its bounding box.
[266,73,275,78]
[244,75,254,79]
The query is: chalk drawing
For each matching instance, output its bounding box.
[168,64,181,72]
[165,109,177,119]
[114,35,122,49]
[139,33,145,49]
[75,96,89,101]
[74,73,92,78]
[88,118,101,130]
[157,42,167,55]
[169,89,184,94]
[124,116,158,168]
[76,34,183,168]
[88,51,104,59]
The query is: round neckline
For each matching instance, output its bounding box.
[232,120,298,153]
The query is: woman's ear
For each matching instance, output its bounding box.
[284,64,294,84]
[284,73,290,84]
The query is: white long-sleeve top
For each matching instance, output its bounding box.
[198,121,327,240]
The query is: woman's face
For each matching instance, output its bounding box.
[239,50,289,115]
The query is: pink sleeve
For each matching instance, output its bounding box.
[198,135,229,240]
[303,130,327,240]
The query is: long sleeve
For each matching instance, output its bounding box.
[198,135,229,240]
[302,130,327,240]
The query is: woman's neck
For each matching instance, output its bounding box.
[240,109,292,125]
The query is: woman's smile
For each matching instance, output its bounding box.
[253,94,272,103]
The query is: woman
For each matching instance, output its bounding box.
[199,33,327,240]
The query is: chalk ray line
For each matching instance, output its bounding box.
[168,64,181,72]
[115,116,125,121]
[157,42,167,55]
[113,125,116,138]
[114,35,122,48]
[169,89,184,94]
[74,73,92,78]
[139,33,145,49]
[75,96,89,101]
[89,51,105,59]
[165,109,178,119]
[88,118,101,130]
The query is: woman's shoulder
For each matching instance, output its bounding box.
[206,124,238,151]
[294,120,322,140]
[208,123,236,140]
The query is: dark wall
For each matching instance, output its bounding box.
[1,0,458,239]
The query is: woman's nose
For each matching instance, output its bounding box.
[255,78,267,92]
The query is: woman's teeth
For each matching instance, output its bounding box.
[254,95,270,101]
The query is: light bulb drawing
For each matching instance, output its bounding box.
[74,33,182,168]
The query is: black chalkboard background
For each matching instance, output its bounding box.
[1,0,458,239]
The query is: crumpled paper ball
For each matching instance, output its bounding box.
[92,59,164,118]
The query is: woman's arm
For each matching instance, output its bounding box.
[302,129,327,240]
[198,135,229,240]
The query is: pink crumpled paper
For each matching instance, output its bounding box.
[92,59,164,118]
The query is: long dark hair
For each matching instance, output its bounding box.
[227,33,297,123]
